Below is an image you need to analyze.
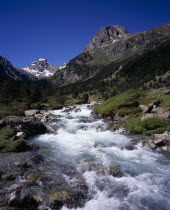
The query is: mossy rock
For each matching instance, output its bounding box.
[95,89,144,115]
[51,190,71,202]
[50,190,73,209]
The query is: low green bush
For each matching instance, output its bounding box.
[0,106,14,118]
[0,138,29,153]
[122,117,170,135]
[0,103,27,119]
[141,118,170,135]
[3,138,29,152]
[0,140,8,150]
[0,126,16,140]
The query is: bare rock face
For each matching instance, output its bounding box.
[84,25,129,54]
[139,100,160,113]
[141,108,170,120]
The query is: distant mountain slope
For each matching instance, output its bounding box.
[21,58,59,79]
[84,22,170,63]
[50,22,170,87]
[57,39,170,97]
[0,56,36,81]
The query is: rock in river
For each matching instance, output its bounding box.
[14,161,27,167]
[50,190,73,209]
[8,189,39,209]
[26,174,42,181]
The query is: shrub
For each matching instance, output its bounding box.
[0,106,14,119]
[122,117,170,135]
[141,118,170,135]
[0,140,8,150]
[0,103,27,119]
[3,139,29,152]
[0,126,16,140]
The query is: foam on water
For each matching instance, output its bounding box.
[33,104,170,210]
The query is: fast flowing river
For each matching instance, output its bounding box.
[32,104,170,210]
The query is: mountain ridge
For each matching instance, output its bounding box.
[0,22,170,88]
[49,22,170,88]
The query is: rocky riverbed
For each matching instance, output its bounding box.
[0,104,170,210]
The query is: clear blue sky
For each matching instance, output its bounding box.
[0,0,170,67]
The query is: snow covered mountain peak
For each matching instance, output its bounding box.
[38,58,46,61]
[21,58,59,79]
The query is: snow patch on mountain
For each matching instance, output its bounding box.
[59,63,67,70]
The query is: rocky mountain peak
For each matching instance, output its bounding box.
[84,25,129,53]
[30,58,49,69]
[22,58,59,79]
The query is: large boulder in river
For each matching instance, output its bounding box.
[8,189,39,209]
[143,131,170,150]
[95,165,121,177]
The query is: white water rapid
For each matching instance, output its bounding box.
[32,104,170,210]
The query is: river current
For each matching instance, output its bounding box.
[32,104,170,210]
